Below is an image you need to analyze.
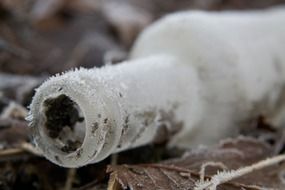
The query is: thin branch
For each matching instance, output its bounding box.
[195,154,285,190]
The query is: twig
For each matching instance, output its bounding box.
[64,168,77,190]
[110,153,118,165]
[20,142,42,156]
[199,162,227,183]
[0,148,25,157]
[195,154,285,190]
[0,143,42,160]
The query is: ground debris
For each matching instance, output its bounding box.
[240,115,285,154]
[0,73,43,106]
[1,0,285,189]
[1,0,285,75]
[107,137,285,190]
[0,1,123,75]
[0,118,29,147]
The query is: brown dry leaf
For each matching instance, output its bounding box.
[107,137,285,190]
[2,0,285,76]
[66,0,285,48]
[0,118,29,148]
[0,3,123,75]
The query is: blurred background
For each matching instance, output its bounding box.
[0,0,285,190]
[1,0,285,75]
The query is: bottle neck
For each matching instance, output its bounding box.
[30,54,201,167]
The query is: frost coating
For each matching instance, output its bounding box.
[29,8,285,167]
[29,57,198,167]
[131,7,285,146]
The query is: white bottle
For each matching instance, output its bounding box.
[29,7,285,167]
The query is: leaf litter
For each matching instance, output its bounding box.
[1,0,285,189]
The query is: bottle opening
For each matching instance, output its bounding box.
[43,94,86,154]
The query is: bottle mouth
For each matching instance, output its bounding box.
[28,71,122,167]
[31,89,97,167]
[42,94,86,155]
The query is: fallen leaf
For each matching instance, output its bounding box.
[107,137,285,190]
[0,118,29,147]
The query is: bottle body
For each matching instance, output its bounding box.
[131,8,285,145]
[29,55,201,167]
[29,7,285,167]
